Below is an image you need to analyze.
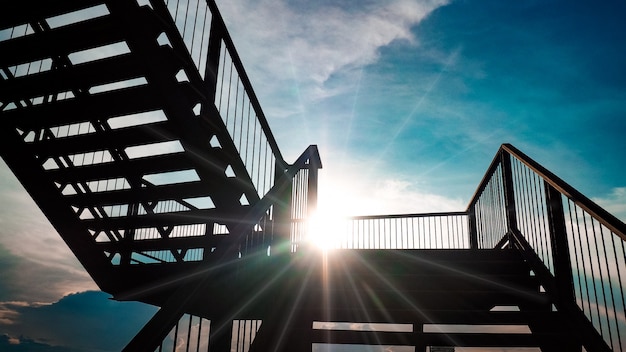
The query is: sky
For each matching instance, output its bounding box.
[1,0,626,351]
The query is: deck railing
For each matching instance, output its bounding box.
[301,143,625,350]
[231,145,321,257]
[468,143,626,352]
[0,0,319,266]
[304,212,470,250]
[147,0,323,258]
[153,0,288,198]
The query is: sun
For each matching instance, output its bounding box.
[306,210,346,251]
[306,177,372,251]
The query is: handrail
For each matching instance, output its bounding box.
[467,143,625,352]
[501,143,626,241]
[205,0,287,169]
[152,0,288,199]
[300,211,469,250]
[468,143,626,242]
[350,211,467,220]
[466,148,504,211]
[213,145,321,257]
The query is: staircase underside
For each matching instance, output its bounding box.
[0,0,265,296]
[136,248,582,351]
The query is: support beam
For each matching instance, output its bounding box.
[208,319,233,352]
[122,301,186,352]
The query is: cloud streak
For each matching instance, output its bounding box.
[593,187,626,223]
[0,161,96,303]
[217,0,449,117]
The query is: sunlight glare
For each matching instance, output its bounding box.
[307,210,345,251]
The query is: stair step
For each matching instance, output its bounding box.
[316,273,538,291]
[298,289,548,311]
[0,46,182,102]
[64,181,212,208]
[0,6,162,68]
[307,329,565,348]
[46,152,194,183]
[294,308,562,326]
[0,0,106,31]
[3,82,197,130]
[80,206,247,231]
[337,249,522,262]
[313,250,530,277]
[28,121,176,157]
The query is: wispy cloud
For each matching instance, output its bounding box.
[593,187,626,223]
[0,161,96,303]
[317,154,465,216]
[217,0,449,117]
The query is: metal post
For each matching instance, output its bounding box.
[272,162,293,255]
[307,164,319,219]
[467,207,478,249]
[306,146,321,218]
[500,150,518,246]
[204,17,223,102]
[544,183,575,301]
[209,319,233,352]
[122,301,185,352]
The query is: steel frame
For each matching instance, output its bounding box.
[2,1,625,351]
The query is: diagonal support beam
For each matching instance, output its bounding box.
[122,299,186,352]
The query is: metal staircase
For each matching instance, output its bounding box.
[1,1,624,351]
[273,249,579,350]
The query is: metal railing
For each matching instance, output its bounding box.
[467,143,626,352]
[232,145,321,257]
[299,143,624,350]
[0,0,316,265]
[151,313,261,352]
[299,212,469,250]
[336,212,468,250]
[154,0,288,198]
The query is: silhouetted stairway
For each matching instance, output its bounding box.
[2,1,624,352]
[242,248,581,351]
[0,0,281,295]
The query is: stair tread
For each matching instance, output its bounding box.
[0,0,106,31]
[0,6,162,68]
[0,46,181,102]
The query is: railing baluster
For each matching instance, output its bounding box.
[500,149,517,245]
[545,183,574,302]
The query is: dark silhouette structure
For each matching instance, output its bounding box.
[1,1,625,351]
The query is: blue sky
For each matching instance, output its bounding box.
[0,0,625,350]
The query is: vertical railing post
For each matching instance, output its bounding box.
[501,149,518,246]
[306,147,321,219]
[209,319,233,352]
[272,163,293,255]
[467,206,478,249]
[544,183,575,301]
[204,15,224,102]
[305,147,321,252]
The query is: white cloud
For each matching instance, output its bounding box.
[593,187,626,223]
[316,154,465,217]
[217,0,449,117]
